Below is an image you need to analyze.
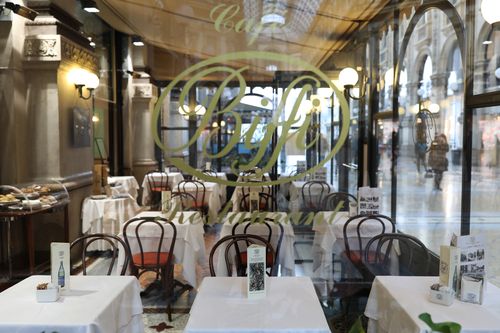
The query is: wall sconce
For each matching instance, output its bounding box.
[339,67,366,100]
[481,0,500,25]
[68,68,100,100]
[81,0,100,13]
[178,104,207,120]
[0,2,38,20]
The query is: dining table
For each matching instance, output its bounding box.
[287,181,334,212]
[0,275,144,333]
[173,181,223,222]
[311,211,395,281]
[215,212,295,276]
[365,276,500,333]
[141,171,184,206]
[107,176,140,200]
[184,276,330,333]
[117,210,206,288]
[81,195,142,243]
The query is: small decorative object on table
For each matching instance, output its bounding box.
[247,244,266,299]
[429,283,454,306]
[36,282,59,302]
[460,273,485,304]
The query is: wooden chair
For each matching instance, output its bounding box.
[342,214,395,268]
[208,234,277,277]
[322,192,357,211]
[145,170,169,210]
[70,233,131,276]
[301,180,331,212]
[123,216,176,321]
[171,191,199,213]
[239,192,277,212]
[230,217,284,276]
[177,179,207,218]
[364,232,431,276]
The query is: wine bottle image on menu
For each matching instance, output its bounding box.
[58,261,65,287]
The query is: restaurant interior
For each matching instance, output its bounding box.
[1,0,500,332]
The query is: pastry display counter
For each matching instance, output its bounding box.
[0,180,70,279]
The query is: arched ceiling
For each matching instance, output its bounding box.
[97,0,389,81]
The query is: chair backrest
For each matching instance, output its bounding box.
[343,214,395,260]
[301,180,331,212]
[364,232,431,276]
[208,234,276,277]
[239,192,277,212]
[122,216,176,270]
[177,179,206,207]
[171,191,199,212]
[322,192,357,211]
[70,233,131,275]
[231,217,284,275]
[145,170,169,192]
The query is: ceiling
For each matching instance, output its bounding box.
[97,0,389,81]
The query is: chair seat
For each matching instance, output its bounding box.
[132,252,173,267]
[239,251,275,266]
[344,250,378,265]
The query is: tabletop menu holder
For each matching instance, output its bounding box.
[51,242,70,292]
[247,244,266,299]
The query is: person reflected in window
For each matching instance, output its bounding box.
[428,134,449,191]
[415,117,428,173]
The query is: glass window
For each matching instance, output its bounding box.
[396,8,464,253]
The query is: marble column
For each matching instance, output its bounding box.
[131,79,158,185]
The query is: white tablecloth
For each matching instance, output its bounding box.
[311,212,394,280]
[216,212,295,276]
[185,277,330,333]
[365,276,500,333]
[108,176,140,200]
[117,211,206,288]
[0,275,144,333]
[288,181,334,212]
[81,196,142,236]
[141,172,184,205]
[174,181,222,222]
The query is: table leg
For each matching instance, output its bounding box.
[25,216,35,275]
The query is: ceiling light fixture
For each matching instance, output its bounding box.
[0,2,38,20]
[132,36,144,47]
[81,0,100,13]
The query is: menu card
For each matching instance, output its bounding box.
[357,187,381,215]
[313,167,327,181]
[161,190,172,213]
[247,244,266,299]
[249,191,259,212]
[51,242,70,292]
[450,233,486,298]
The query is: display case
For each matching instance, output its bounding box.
[0,179,70,280]
[0,179,70,213]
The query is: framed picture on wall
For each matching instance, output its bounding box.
[72,107,91,147]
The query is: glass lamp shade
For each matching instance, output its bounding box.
[481,0,500,24]
[339,67,359,87]
[429,103,440,114]
[86,72,100,89]
[194,105,206,116]
[68,68,88,86]
[178,105,190,115]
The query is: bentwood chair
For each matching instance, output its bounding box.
[145,170,169,210]
[171,191,199,213]
[123,216,176,321]
[342,214,395,269]
[301,180,331,212]
[239,192,277,212]
[364,232,431,276]
[322,192,357,211]
[208,234,277,277]
[177,179,208,218]
[231,217,284,276]
[70,233,131,276]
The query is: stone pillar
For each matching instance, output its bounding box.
[131,79,158,186]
